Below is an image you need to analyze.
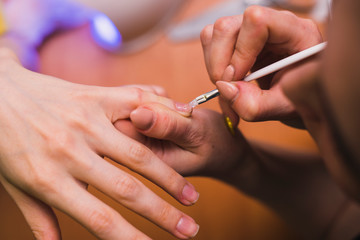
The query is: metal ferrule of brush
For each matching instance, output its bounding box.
[195,89,219,104]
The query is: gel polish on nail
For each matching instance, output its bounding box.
[216,81,239,101]
[175,102,193,115]
[224,116,235,136]
[222,65,235,81]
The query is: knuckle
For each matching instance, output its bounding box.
[151,85,167,96]
[88,208,115,238]
[128,144,151,165]
[31,227,58,240]
[29,170,58,196]
[157,113,175,139]
[156,203,174,223]
[213,16,239,34]
[280,9,297,18]
[164,170,184,195]
[200,24,213,45]
[47,129,76,156]
[303,19,323,43]
[130,87,145,104]
[239,100,261,122]
[184,124,205,147]
[113,176,141,202]
[243,5,267,27]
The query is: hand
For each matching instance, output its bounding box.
[0,48,200,240]
[116,103,249,180]
[200,6,323,123]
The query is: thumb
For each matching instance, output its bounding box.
[216,80,295,121]
[130,103,198,147]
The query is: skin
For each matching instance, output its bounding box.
[200,6,323,124]
[0,48,201,240]
[127,3,360,240]
[126,101,360,240]
[1,1,201,239]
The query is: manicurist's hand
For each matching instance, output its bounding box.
[200,6,323,124]
[0,48,199,240]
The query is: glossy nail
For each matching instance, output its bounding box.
[224,116,235,136]
[175,102,193,116]
[216,81,239,101]
[222,65,235,81]
[176,216,200,238]
[130,108,154,130]
[182,183,199,205]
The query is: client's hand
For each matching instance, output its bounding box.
[0,48,199,240]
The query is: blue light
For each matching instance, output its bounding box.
[90,13,122,51]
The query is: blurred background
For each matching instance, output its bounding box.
[0,0,329,239]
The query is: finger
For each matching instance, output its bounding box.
[0,176,61,240]
[208,15,243,83]
[218,97,239,127]
[130,104,198,147]
[71,154,199,239]
[96,124,200,206]
[216,80,295,121]
[231,6,322,80]
[200,24,213,78]
[99,87,191,122]
[123,84,168,97]
[44,178,152,240]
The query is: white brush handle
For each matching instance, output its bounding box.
[244,42,327,82]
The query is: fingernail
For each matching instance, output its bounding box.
[216,81,239,101]
[176,216,200,238]
[175,102,193,116]
[130,108,154,130]
[222,65,235,81]
[182,183,200,205]
[224,116,235,136]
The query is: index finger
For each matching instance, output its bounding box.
[95,124,200,206]
[231,6,322,80]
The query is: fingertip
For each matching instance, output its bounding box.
[151,85,168,97]
[222,65,235,82]
[174,102,193,117]
[130,107,154,131]
[200,24,214,47]
[216,81,239,102]
[176,215,200,239]
[219,98,239,127]
[181,183,200,206]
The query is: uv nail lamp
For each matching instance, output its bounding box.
[70,0,185,52]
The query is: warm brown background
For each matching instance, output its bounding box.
[0,0,319,239]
